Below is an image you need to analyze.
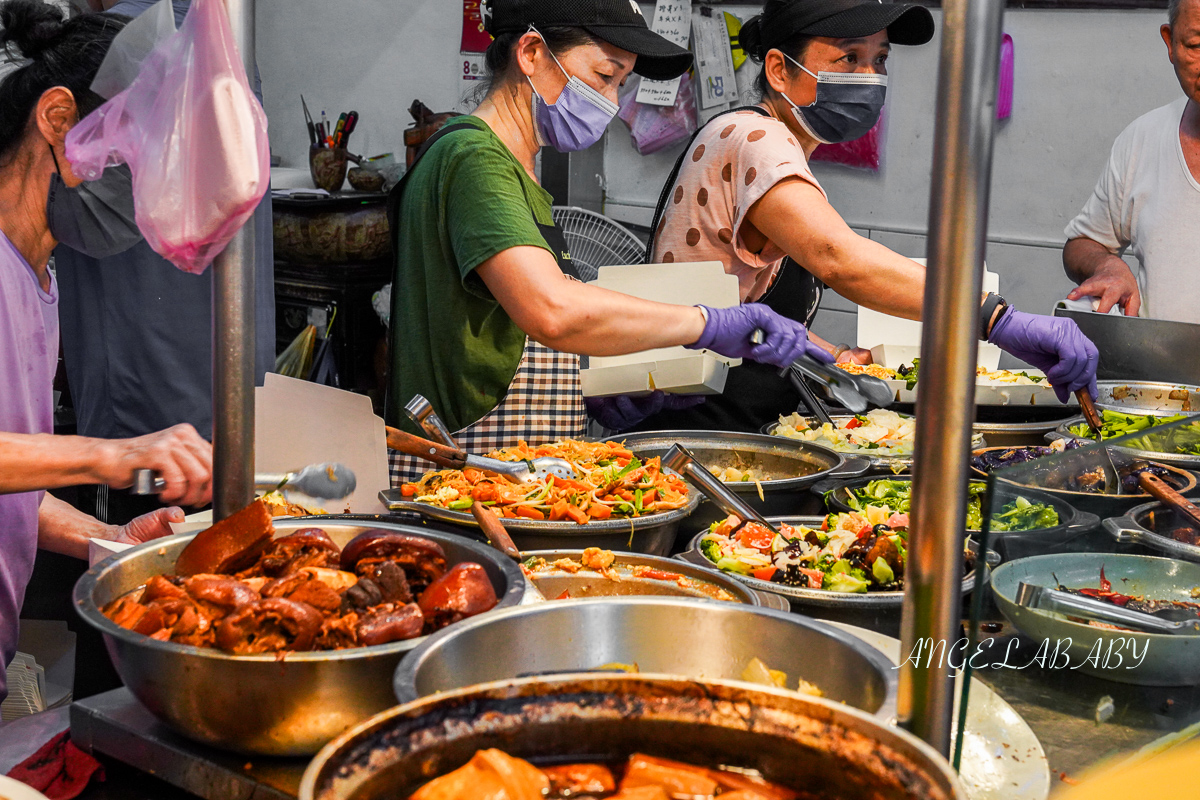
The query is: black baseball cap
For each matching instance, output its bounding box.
[748,0,935,53]
[483,0,695,81]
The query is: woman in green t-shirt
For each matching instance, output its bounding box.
[387,0,834,484]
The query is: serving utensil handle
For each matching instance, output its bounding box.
[385,426,468,470]
[662,444,780,536]
[403,394,460,448]
[1139,473,1200,530]
[1076,387,1104,438]
[471,501,522,560]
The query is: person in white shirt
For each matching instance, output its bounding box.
[1062,0,1200,324]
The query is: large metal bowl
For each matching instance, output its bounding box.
[72,520,525,756]
[1095,380,1200,416]
[617,429,870,525]
[991,552,1200,686]
[522,549,786,608]
[1053,414,1200,469]
[379,478,702,556]
[301,676,964,800]
[1103,501,1200,563]
[677,516,988,610]
[393,598,896,718]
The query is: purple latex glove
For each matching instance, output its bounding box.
[687,304,834,368]
[585,391,706,433]
[987,308,1099,403]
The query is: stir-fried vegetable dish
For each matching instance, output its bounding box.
[836,363,898,379]
[399,440,690,523]
[839,479,1060,531]
[770,409,916,455]
[410,749,800,799]
[519,547,737,602]
[698,509,976,593]
[1068,410,1200,456]
[896,359,1047,392]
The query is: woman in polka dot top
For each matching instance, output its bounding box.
[639,0,1099,433]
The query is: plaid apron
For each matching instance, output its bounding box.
[388,338,587,485]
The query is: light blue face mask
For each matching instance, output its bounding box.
[780,52,887,144]
[527,26,619,152]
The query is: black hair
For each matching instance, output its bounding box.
[0,0,128,164]
[479,26,596,97]
[741,1,815,99]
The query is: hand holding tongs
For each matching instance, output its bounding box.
[132,463,358,499]
[1016,581,1200,635]
[750,329,892,416]
[662,444,781,537]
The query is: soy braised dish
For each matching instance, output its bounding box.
[409,749,799,800]
[101,499,499,652]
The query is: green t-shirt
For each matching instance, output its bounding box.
[386,115,557,433]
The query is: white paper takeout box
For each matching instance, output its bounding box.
[580,261,742,397]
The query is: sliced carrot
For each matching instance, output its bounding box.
[400,484,418,497]
[587,504,613,519]
[515,506,545,521]
[549,499,570,521]
[565,504,589,525]
[640,488,657,503]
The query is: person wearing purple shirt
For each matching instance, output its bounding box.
[0,0,214,702]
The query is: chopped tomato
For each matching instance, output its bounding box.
[752,566,778,582]
[514,506,545,521]
[856,522,873,540]
[587,503,613,519]
[400,484,418,497]
[735,524,773,551]
[555,590,572,600]
[820,517,829,531]
[845,418,862,429]
[886,512,909,529]
[797,567,824,589]
[565,504,589,525]
[549,500,570,521]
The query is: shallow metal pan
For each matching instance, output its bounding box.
[1103,500,1200,563]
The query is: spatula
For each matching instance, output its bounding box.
[662,444,782,537]
[385,427,577,483]
[1016,581,1200,635]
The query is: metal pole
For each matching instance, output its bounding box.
[211,0,257,520]
[898,0,1005,755]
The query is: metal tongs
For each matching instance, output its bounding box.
[385,427,576,484]
[404,394,460,448]
[1015,581,1200,635]
[749,329,892,416]
[662,444,781,537]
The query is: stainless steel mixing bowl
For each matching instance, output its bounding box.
[301,675,964,800]
[72,519,524,756]
[393,597,897,720]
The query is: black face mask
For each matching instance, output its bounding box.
[46,145,142,258]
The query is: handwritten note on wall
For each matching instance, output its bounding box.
[635,0,693,107]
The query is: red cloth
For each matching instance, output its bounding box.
[6,731,104,799]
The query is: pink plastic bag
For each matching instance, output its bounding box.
[617,74,698,156]
[65,0,269,274]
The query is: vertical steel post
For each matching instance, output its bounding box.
[211,0,257,521]
[898,0,1005,755]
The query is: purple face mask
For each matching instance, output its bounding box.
[528,29,619,152]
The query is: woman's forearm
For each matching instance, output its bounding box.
[477,246,708,355]
[0,433,113,493]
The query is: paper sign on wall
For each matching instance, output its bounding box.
[635,0,692,107]
[461,0,493,53]
[692,8,737,110]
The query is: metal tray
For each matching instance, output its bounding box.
[379,484,701,556]
[1052,414,1200,469]
[1103,501,1200,563]
[991,552,1200,686]
[1095,380,1200,416]
[761,415,987,473]
[676,516,989,609]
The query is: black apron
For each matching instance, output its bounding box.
[632,109,825,434]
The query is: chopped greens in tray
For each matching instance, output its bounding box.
[1067,410,1200,456]
[839,479,1060,532]
[771,409,916,456]
[699,509,976,593]
[896,358,1046,392]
